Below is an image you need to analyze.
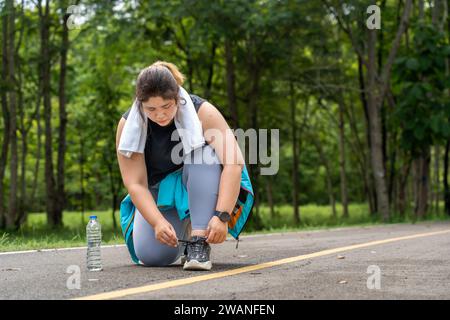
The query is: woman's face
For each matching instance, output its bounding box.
[142,96,178,126]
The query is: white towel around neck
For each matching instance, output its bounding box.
[118,86,205,158]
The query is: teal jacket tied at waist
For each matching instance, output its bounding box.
[120,165,254,264]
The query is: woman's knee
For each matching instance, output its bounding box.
[186,144,222,167]
[136,247,180,267]
[184,146,222,186]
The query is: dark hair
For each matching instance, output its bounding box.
[135,61,186,122]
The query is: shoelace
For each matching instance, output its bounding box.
[179,238,241,249]
[178,238,208,255]
[177,239,196,244]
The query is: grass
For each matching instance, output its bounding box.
[252,202,450,234]
[0,211,123,252]
[0,203,449,252]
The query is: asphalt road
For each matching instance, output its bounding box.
[1,221,450,300]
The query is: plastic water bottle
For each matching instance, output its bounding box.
[86,215,102,271]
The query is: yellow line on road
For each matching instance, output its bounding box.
[73,228,450,300]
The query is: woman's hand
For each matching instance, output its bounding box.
[206,216,228,244]
[154,218,178,247]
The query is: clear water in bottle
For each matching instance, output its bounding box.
[86,215,102,271]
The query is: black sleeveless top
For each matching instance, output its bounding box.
[122,94,206,186]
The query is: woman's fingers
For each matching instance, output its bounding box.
[165,230,178,247]
[159,233,170,245]
[207,231,218,244]
[208,231,226,244]
[169,225,178,241]
[206,231,213,243]
[158,237,169,246]
[154,219,178,247]
[157,231,174,247]
[156,227,177,247]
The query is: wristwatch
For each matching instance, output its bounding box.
[214,210,231,223]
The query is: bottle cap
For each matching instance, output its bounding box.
[89,215,97,219]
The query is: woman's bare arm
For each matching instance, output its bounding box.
[115,117,165,228]
[198,102,244,216]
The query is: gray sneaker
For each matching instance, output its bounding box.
[179,236,212,271]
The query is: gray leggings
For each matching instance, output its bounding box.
[133,144,222,267]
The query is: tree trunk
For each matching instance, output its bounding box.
[266,176,275,219]
[434,145,440,213]
[39,0,60,228]
[112,194,118,230]
[17,123,28,226]
[6,0,18,229]
[358,55,377,215]
[368,0,412,220]
[367,28,390,221]
[345,98,375,215]
[414,149,430,218]
[388,146,397,207]
[224,37,239,129]
[428,0,446,215]
[290,80,300,224]
[313,138,337,218]
[0,3,10,229]
[245,41,263,229]
[397,158,411,216]
[79,124,86,225]
[106,157,118,230]
[30,94,42,210]
[446,0,450,38]
[444,0,450,216]
[418,0,424,20]
[432,0,441,25]
[178,20,194,92]
[56,4,70,224]
[203,41,216,101]
[29,8,44,210]
[337,98,348,218]
[16,62,27,226]
[444,140,450,215]
[366,162,377,216]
